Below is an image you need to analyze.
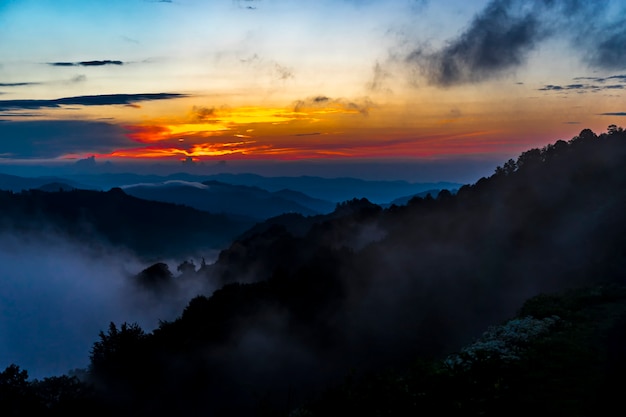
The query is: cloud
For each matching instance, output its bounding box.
[70,75,87,83]
[0,113,43,118]
[598,112,626,116]
[47,62,75,67]
[0,93,186,111]
[293,95,374,116]
[0,230,212,378]
[274,63,294,80]
[48,60,124,67]
[0,120,134,158]
[407,0,626,86]
[191,106,223,124]
[573,74,626,83]
[367,61,392,92]
[581,22,626,70]
[407,0,548,86]
[0,82,39,87]
[539,74,626,93]
[236,0,260,10]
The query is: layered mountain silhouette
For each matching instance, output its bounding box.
[45,172,461,205]
[2,126,626,416]
[0,187,254,259]
[0,173,88,192]
[121,180,335,220]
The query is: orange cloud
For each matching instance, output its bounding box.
[104,126,508,161]
[125,125,173,143]
[99,99,517,162]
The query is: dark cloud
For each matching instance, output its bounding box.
[191,106,221,123]
[598,112,626,116]
[0,120,133,158]
[293,96,374,116]
[70,75,87,83]
[0,82,40,87]
[573,74,626,83]
[0,113,43,118]
[48,62,75,67]
[539,80,624,93]
[48,60,124,67]
[274,63,294,80]
[407,0,547,86]
[539,85,564,91]
[240,53,260,65]
[407,0,626,86]
[0,93,186,111]
[80,60,123,66]
[582,22,626,70]
[235,0,260,9]
[367,61,392,92]
[563,121,581,124]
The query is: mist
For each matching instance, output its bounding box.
[0,230,214,379]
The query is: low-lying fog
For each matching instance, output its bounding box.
[0,231,215,379]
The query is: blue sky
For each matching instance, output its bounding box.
[0,0,625,180]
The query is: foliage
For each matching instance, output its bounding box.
[89,322,146,379]
[444,315,561,369]
[0,365,93,416]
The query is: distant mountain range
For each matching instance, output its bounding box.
[120,180,336,220]
[0,172,461,221]
[0,172,459,257]
[0,171,460,203]
[0,173,89,192]
[0,187,254,260]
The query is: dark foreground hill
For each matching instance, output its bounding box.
[0,187,253,259]
[2,126,626,416]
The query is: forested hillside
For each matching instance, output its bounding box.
[0,187,253,259]
[2,126,626,416]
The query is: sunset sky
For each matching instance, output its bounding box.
[1,0,625,180]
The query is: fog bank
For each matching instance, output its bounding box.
[0,231,212,379]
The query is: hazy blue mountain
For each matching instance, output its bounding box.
[62,172,463,204]
[120,180,335,220]
[0,173,89,192]
[271,188,336,213]
[0,187,253,259]
[196,173,462,204]
[37,182,76,192]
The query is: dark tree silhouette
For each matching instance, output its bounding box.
[89,322,146,380]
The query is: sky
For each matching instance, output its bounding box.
[0,0,625,181]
